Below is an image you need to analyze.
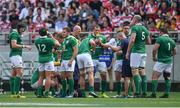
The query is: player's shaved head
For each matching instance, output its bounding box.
[73,25,81,32]
[134,15,142,22]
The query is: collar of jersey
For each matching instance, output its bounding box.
[136,23,142,25]
[162,34,169,37]
[39,36,48,38]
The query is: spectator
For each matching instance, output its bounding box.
[33,0,46,17]
[164,20,173,31]
[169,1,178,19]
[33,16,47,41]
[45,2,55,17]
[9,2,19,15]
[87,14,96,31]
[100,16,113,37]
[26,16,34,32]
[121,8,133,24]
[89,0,102,19]
[145,0,158,18]
[19,1,30,20]
[79,3,92,24]
[26,7,34,20]
[9,10,19,29]
[55,13,68,32]
[171,17,177,31]
[55,2,66,16]
[111,6,122,29]
[33,7,47,23]
[0,11,11,32]
[45,10,57,29]
[158,1,169,18]
[80,22,87,32]
[69,0,80,9]
[67,7,79,29]
[146,17,157,32]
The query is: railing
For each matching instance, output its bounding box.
[0,31,180,45]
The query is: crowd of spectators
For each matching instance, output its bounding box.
[0,0,179,36]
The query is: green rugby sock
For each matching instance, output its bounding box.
[165,79,171,95]
[141,75,147,94]
[101,80,107,93]
[37,86,43,96]
[10,77,15,94]
[152,80,158,95]
[14,77,21,94]
[80,89,86,97]
[89,85,94,92]
[50,87,56,96]
[61,79,67,97]
[68,79,74,95]
[133,75,141,94]
[116,81,122,95]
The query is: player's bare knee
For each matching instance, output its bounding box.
[15,68,23,77]
[100,73,107,80]
[139,67,145,75]
[86,67,93,73]
[163,72,171,80]
[80,72,86,78]
[131,68,139,75]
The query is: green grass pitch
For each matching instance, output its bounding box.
[0,92,180,107]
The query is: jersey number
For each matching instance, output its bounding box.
[142,32,145,40]
[37,44,46,52]
[168,43,171,51]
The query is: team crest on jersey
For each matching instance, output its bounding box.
[66,40,69,44]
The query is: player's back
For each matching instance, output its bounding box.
[78,38,91,54]
[35,37,55,63]
[156,34,176,63]
[131,25,149,53]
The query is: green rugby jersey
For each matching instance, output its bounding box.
[9,29,23,57]
[155,34,176,64]
[61,35,78,60]
[35,36,55,63]
[130,24,150,53]
[88,34,106,60]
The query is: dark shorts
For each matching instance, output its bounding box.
[73,62,79,80]
[122,60,132,77]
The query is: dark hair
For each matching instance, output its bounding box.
[17,22,26,29]
[123,21,130,26]
[63,27,71,32]
[93,25,101,30]
[39,28,47,36]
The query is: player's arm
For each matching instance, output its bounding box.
[146,36,151,45]
[70,45,78,62]
[99,42,110,48]
[126,33,136,59]
[109,45,121,52]
[70,37,79,62]
[11,40,32,50]
[89,39,96,48]
[47,31,60,47]
[172,47,177,56]
[152,43,160,62]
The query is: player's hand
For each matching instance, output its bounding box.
[68,59,73,67]
[25,45,32,50]
[153,57,157,62]
[47,32,53,38]
[125,53,129,60]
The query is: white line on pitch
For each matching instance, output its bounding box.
[0,102,101,107]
